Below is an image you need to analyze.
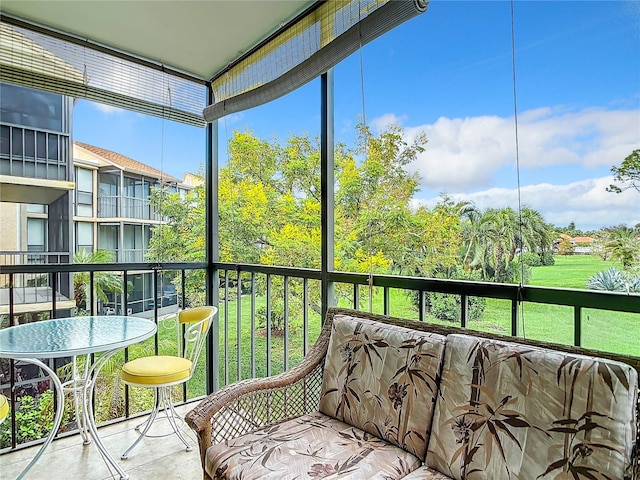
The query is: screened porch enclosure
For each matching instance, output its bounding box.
[0,0,639,473]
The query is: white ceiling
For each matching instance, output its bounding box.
[0,0,315,81]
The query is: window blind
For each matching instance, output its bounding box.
[0,21,206,127]
[204,0,428,122]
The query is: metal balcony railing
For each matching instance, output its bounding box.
[0,260,638,455]
[97,196,162,220]
[0,124,70,180]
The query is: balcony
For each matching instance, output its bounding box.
[0,122,74,205]
[0,0,639,477]
[98,197,161,221]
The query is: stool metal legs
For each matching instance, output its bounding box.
[121,386,192,460]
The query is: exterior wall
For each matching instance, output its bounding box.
[0,203,19,253]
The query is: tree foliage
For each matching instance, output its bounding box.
[73,249,124,312]
[607,149,640,194]
[146,122,560,323]
[600,225,640,270]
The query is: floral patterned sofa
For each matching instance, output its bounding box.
[185,307,639,480]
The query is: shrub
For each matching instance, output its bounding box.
[520,252,554,267]
[0,391,71,449]
[521,252,541,267]
[541,252,555,266]
[586,267,640,292]
[506,259,532,285]
[412,266,487,323]
[427,292,486,323]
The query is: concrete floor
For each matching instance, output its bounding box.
[0,404,204,480]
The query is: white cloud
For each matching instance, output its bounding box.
[223,112,245,126]
[378,106,639,192]
[414,176,640,231]
[371,113,405,133]
[93,102,126,114]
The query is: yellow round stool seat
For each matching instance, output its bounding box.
[0,394,9,424]
[121,356,192,386]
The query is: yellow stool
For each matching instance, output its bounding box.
[120,306,217,459]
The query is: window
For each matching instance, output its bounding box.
[27,218,46,252]
[98,173,119,217]
[0,83,63,132]
[123,176,143,218]
[75,167,93,217]
[123,224,143,262]
[98,224,119,260]
[76,222,93,253]
[124,177,143,198]
[26,204,46,213]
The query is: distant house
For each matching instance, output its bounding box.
[554,234,595,255]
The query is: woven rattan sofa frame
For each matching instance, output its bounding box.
[185,307,640,480]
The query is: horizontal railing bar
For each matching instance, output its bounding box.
[520,285,640,313]
[329,271,640,314]
[214,262,321,279]
[0,262,207,274]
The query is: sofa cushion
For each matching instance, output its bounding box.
[426,334,639,479]
[319,314,446,459]
[401,466,452,479]
[204,411,421,479]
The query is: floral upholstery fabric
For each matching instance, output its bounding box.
[205,411,421,479]
[401,466,453,479]
[426,334,639,479]
[319,314,447,459]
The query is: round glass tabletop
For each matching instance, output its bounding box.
[0,316,157,358]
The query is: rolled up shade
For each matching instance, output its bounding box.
[0,20,206,127]
[204,0,428,122]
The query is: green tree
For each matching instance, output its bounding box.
[73,249,124,313]
[607,149,640,193]
[554,221,583,238]
[518,207,555,264]
[460,206,549,283]
[602,225,640,270]
[145,175,208,307]
[335,122,427,273]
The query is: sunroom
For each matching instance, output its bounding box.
[0,1,638,479]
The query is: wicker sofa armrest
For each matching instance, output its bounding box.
[185,316,333,470]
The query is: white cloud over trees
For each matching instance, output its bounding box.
[374,106,640,230]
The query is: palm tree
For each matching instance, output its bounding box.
[478,207,520,282]
[518,207,554,262]
[603,226,640,270]
[461,206,553,282]
[459,202,484,269]
[73,249,124,313]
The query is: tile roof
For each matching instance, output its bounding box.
[572,236,594,243]
[74,141,180,183]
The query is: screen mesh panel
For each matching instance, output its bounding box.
[205,0,427,122]
[0,21,206,127]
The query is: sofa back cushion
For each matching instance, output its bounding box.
[319,313,446,459]
[426,333,639,479]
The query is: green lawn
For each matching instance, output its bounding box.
[530,254,619,289]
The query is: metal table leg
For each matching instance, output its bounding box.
[16,358,65,480]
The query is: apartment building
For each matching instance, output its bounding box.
[0,81,192,319]
[71,141,192,316]
[0,81,75,319]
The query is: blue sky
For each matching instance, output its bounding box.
[72,0,640,231]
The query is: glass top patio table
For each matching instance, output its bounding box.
[0,315,156,358]
[0,316,157,480]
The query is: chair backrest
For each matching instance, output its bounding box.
[178,306,217,377]
[0,394,8,425]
